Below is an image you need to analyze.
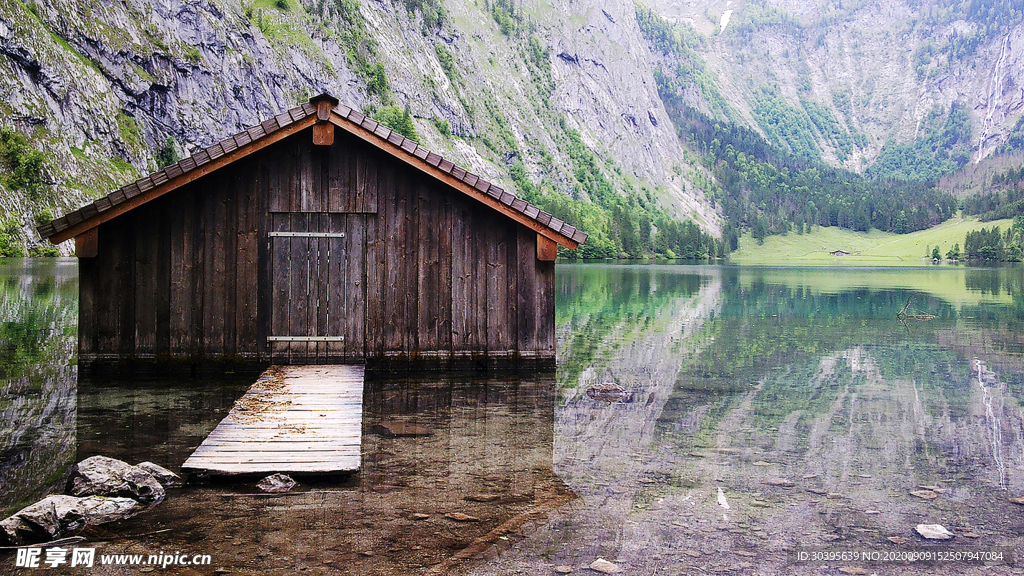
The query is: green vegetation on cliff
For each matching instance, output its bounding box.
[664,101,956,242]
[0,128,45,201]
[517,125,724,260]
[866,103,974,182]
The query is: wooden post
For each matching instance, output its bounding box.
[75,228,98,258]
[310,93,340,147]
[537,233,557,261]
[313,123,334,146]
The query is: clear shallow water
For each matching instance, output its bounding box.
[3,261,1024,575]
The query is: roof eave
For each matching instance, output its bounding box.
[42,115,320,245]
[39,97,587,250]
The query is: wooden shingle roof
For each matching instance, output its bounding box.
[38,94,587,249]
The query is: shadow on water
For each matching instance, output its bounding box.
[74,376,255,473]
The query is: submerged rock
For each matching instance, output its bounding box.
[915,524,953,540]
[257,473,297,493]
[444,512,480,522]
[586,383,632,403]
[589,558,619,573]
[373,421,434,437]
[66,456,165,504]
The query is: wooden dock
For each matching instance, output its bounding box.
[182,365,364,475]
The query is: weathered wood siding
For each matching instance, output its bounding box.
[79,128,555,371]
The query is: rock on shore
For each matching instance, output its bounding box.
[0,456,178,546]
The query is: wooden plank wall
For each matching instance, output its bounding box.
[79,128,556,369]
[83,154,264,364]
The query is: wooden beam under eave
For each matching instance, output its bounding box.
[537,234,557,261]
[328,114,581,250]
[75,228,98,258]
[313,122,334,146]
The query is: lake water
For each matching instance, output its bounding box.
[2,260,1024,575]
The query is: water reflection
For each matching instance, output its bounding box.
[75,377,253,470]
[4,262,1024,576]
[478,265,1024,575]
[0,259,77,517]
[62,375,566,575]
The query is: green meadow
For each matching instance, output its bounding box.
[731,215,1013,266]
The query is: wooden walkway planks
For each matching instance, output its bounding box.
[182,365,364,475]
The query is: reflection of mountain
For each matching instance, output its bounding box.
[665,345,1024,545]
[0,260,77,516]
[964,358,1024,493]
[475,265,1024,574]
[470,266,723,573]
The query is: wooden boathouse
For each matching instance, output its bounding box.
[39,94,586,373]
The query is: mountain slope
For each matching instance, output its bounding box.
[0,0,719,255]
[647,0,1024,174]
[2,0,1024,256]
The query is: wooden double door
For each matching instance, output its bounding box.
[268,216,365,363]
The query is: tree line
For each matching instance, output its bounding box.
[961,164,1024,221]
[959,217,1024,262]
[663,101,957,243]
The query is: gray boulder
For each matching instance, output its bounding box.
[65,456,165,504]
[0,495,86,545]
[75,496,142,525]
[136,462,182,488]
[0,495,142,546]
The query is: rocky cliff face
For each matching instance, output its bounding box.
[647,0,1024,172]
[0,0,719,252]
[2,0,1023,252]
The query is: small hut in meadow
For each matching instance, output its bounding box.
[38,94,586,373]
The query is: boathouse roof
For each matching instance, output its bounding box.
[37,93,587,249]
